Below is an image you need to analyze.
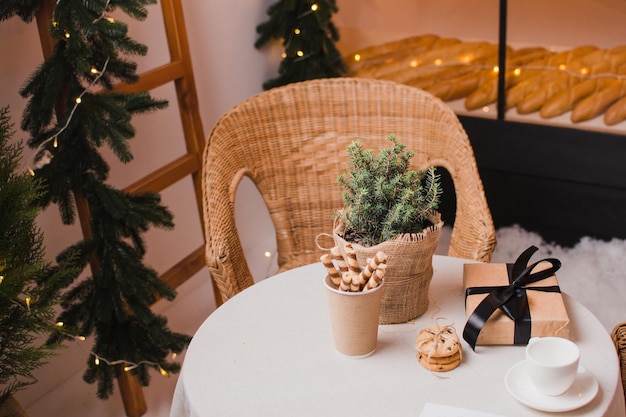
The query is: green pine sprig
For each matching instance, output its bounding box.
[336,135,442,246]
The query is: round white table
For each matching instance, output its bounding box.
[170,256,625,417]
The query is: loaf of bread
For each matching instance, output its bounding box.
[345,34,441,71]
[517,74,581,114]
[426,68,493,101]
[464,47,553,110]
[604,95,626,125]
[376,40,494,84]
[406,46,499,89]
[571,79,626,122]
[540,77,613,118]
[350,37,460,79]
[504,46,599,109]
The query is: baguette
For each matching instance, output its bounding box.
[353,37,460,79]
[563,46,626,76]
[571,79,626,122]
[505,71,559,109]
[517,73,580,115]
[345,34,441,69]
[604,95,626,125]
[540,77,614,118]
[426,68,494,101]
[406,46,499,89]
[376,40,492,83]
[407,63,483,90]
[510,45,598,87]
[464,47,553,110]
[505,46,599,108]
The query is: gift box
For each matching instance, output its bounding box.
[462,246,570,350]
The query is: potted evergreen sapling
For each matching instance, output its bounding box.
[333,135,443,323]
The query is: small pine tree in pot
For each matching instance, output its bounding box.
[333,135,444,324]
[0,107,79,415]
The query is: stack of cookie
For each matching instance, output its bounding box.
[415,324,462,372]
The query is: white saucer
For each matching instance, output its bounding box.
[505,360,599,412]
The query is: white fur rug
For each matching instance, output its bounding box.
[491,225,626,332]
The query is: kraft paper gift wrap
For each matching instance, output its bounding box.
[462,246,570,349]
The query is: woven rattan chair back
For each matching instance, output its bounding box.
[611,322,626,401]
[203,77,496,302]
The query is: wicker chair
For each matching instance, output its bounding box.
[202,77,497,303]
[611,322,626,401]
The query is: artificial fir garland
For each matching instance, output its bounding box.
[1,1,189,400]
[0,107,79,404]
[255,0,347,89]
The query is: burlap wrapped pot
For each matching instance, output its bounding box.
[333,213,443,324]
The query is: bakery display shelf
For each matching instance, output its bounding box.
[345,35,626,134]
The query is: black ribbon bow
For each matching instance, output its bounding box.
[462,246,561,351]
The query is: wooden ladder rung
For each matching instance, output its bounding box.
[125,153,201,195]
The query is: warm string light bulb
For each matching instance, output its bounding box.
[311,3,319,11]
[294,28,301,35]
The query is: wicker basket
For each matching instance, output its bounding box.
[611,322,626,402]
[0,396,28,417]
[334,213,443,324]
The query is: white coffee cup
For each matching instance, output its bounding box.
[525,337,580,396]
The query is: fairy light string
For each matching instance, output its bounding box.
[29,0,115,175]
[281,3,319,63]
[0,273,173,378]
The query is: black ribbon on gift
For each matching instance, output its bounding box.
[462,246,562,351]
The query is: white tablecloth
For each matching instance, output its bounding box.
[170,256,625,417]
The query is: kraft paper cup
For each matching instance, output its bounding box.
[324,275,384,358]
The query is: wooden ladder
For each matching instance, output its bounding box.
[35,1,216,415]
